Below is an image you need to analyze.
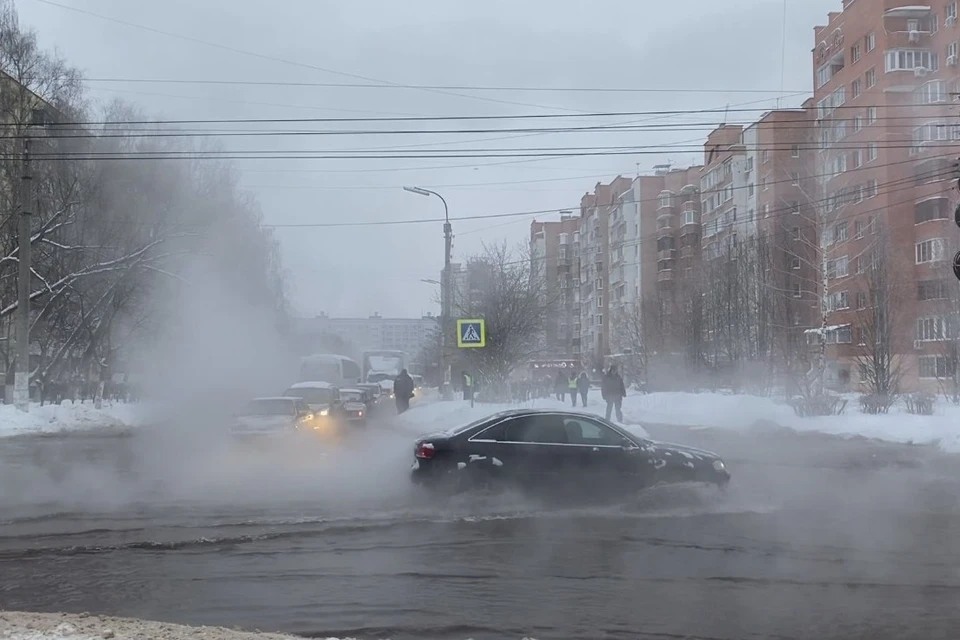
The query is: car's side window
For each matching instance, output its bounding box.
[502,416,571,445]
[563,417,623,446]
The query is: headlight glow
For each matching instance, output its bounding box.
[713,460,726,472]
[320,409,329,416]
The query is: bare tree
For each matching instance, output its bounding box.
[852,227,906,412]
[452,242,553,386]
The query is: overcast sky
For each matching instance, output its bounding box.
[17,0,840,318]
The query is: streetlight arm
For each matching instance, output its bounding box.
[403,185,449,224]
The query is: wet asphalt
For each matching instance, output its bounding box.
[2,405,960,640]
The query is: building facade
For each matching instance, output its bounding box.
[530,213,582,362]
[295,313,438,360]
[812,0,960,391]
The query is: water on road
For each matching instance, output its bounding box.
[2,410,960,640]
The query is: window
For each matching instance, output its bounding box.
[856,290,868,309]
[851,78,862,98]
[595,278,603,290]
[791,255,801,270]
[916,238,946,263]
[826,256,850,279]
[855,254,864,273]
[919,355,956,379]
[762,176,769,191]
[866,179,879,197]
[791,172,801,186]
[908,19,921,32]
[918,279,947,300]
[885,49,938,73]
[817,87,847,118]
[917,316,949,341]
[866,32,876,52]
[658,191,673,208]
[866,67,877,88]
[867,106,877,123]
[854,115,864,132]
[852,149,863,169]
[915,197,949,224]
[596,295,603,309]
[855,219,865,239]
[867,142,878,162]
[791,144,801,158]
[762,203,770,217]
[761,149,770,164]
[827,291,850,311]
[791,226,801,241]
[836,326,853,344]
[851,43,862,63]
[949,41,959,60]
[834,221,848,243]
[684,209,697,225]
[748,182,755,197]
[562,417,625,446]
[916,80,948,104]
[790,201,801,215]
[791,281,802,298]
[949,2,958,21]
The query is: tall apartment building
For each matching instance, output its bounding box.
[579,176,633,368]
[634,164,703,364]
[530,213,582,361]
[294,313,438,359]
[813,0,960,391]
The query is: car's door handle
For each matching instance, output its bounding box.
[592,447,600,452]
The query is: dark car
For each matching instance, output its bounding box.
[410,409,729,497]
[338,388,372,423]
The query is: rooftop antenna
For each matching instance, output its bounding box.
[635,161,641,178]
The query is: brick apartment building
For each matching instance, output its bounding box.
[579,176,633,368]
[530,213,582,362]
[813,0,960,391]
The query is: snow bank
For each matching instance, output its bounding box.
[618,391,960,453]
[0,611,348,640]
[396,394,651,439]
[399,390,960,454]
[0,402,148,438]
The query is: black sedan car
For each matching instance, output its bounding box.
[410,409,729,497]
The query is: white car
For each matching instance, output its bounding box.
[233,397,314,436]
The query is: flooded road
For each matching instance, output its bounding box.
[2,414,960,640]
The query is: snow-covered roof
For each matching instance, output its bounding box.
[340,388,363,394]
[289,381,335,389]
[251,396,297,402]
[883,6,932,18]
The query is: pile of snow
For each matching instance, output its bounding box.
[0,611,348,640]
[398,390,960,454]
[0,401,147,438]
[396,394,651,439]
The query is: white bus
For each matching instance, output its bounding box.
[299,354,362,387]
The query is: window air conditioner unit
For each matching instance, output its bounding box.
[948,16,957,27]
[914,339,925,350]
[914,66,929,77]
[949,55,958,66]
[909,30,921,42]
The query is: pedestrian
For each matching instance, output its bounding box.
[554,370,566,401]
[577,371,590,407]
[601,365,626,422]
[567,371,578,407]
[462,371,473,402]
[394,368,415,414]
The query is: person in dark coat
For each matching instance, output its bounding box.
[394,369,415,414]
[601,365,626,422]
[577,371,591,407]
[554,370,567,401]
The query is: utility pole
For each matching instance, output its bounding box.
[404,186,454,400]
[14,136,31,412]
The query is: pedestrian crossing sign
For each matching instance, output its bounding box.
[457,319,486,348]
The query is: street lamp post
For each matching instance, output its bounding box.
[406,186,453,400]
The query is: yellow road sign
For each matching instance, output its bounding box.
[456,319,486,348]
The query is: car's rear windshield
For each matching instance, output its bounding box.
[341,391,363,402]
[367,373,392,383]
[284,388,332,405]
[245,399,295,416]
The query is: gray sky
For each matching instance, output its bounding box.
[18,0,839,318]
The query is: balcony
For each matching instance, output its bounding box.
[657,269,675,282]
[657,223,674,238]
[680,221,699,237]
[679,246,696,259]
[657,249,676,262]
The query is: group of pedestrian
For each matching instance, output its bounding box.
[552,366,626,421]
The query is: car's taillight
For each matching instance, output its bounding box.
[415,442,436,459]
